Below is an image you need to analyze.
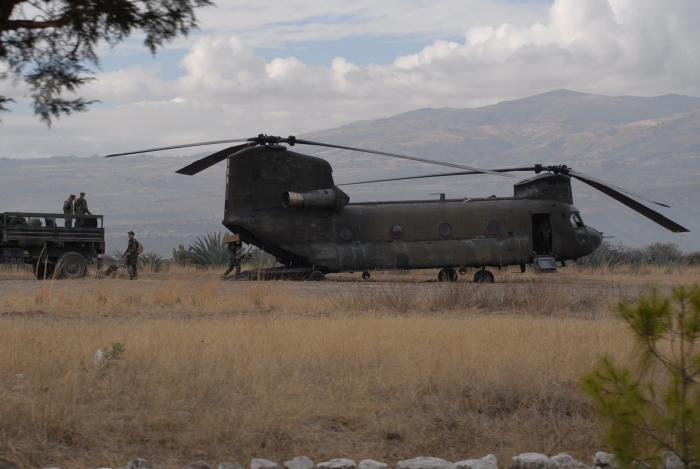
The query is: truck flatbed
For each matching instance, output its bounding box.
[1,212,105,279]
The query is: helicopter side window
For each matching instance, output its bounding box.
[570,213,584,228]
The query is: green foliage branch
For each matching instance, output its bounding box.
[581,285,700,468]
[0,0,212,124]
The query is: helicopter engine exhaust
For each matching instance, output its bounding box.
[283,187,350,212]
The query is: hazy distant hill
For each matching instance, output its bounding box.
[2,89,698,256]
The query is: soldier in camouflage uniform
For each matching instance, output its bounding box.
[63,194,75,227]
[122,231,140,280]
[74,192,92,227]
[221,241,242,279]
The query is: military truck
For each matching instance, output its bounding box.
[1,212,105,279]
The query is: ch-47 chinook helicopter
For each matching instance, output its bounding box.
[107,134,689,283]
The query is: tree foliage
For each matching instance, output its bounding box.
[0,0,211,124]
[581,285,700,468]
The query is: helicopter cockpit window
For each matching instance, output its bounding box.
[570,213,584,228]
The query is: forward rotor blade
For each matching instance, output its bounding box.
[568,170,670,208]
[175,144,252,176]
[104,138,252,158]
[293,138,515,178]
[338,167,536,186]
[569,173,689,233]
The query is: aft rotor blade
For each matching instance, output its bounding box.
[175,143,252,176]
[568,170,670,208]
[104,138,252,158]
[569,173,689,233]
[293,138,516,178]
[338,167,536,186]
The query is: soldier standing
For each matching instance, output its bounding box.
[74,192,92,227]
[62,194,75,227]
[221,240,242,279]
[122,231,140,280]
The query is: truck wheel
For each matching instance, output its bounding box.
[56,252,87,279]
[35,262,55,280]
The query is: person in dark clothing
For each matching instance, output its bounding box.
[63,194,75,227]
[221,241,242,279]
[122,231,140,280]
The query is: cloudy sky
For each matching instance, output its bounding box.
[2,0,700,159]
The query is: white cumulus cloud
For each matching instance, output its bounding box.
[2,0,700,158]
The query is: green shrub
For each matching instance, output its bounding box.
[581,285,700,468]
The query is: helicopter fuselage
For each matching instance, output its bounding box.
[222,145,602,273]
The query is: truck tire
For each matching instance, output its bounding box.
[56,252,87,279]
[35,261,55,280]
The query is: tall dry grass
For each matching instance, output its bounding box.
[328,282,614,318]
[0,269,695,468]
[0,313,630,469]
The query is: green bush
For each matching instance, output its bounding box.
[581,285,700,468]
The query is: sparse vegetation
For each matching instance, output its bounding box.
[575,242,697,269]
[582,285,700,469]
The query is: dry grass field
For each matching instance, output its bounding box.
[1,264,699,469]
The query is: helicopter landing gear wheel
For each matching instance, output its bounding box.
[56,252,87,279]
[438,268,458,282]
[307,271,325,281]
[473,270,495,283]
[362,271,371,280]
[459,266,468,275]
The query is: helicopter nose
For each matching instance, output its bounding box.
[586,226,603,250]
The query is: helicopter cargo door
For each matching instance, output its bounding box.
[532,214,553,255]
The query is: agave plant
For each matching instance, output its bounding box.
[138,252,163,272]
[188,232,229,267]
[239,245,278,268]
